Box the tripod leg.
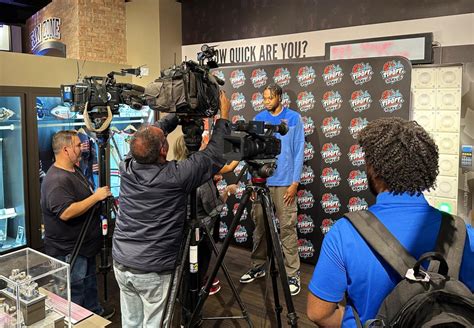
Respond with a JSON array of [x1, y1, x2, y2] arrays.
[[187, 188, 254, 327], [260, 190, 299, 328], [161, 225, 192, 328], [201, 223, 253, 327]]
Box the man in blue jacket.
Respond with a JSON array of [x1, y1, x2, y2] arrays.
[[112, 92, 231, 327], [307, 117, 474, 327], [239, 83, 305, 296]]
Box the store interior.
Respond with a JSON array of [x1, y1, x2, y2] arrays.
[[0, 0, 473, 327]]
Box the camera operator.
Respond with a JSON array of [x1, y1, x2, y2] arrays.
[[112, 91, 231, 327], [239, 83, 305, 296], [41, 130, 114, 318]]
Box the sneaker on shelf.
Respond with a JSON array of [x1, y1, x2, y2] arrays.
[[239, 266, 266, 284], [288, 274, 301, 296], [209, 283, 221, 295], [99, 305, 116, 320]]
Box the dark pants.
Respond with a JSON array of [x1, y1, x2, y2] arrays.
[[56, 254, 103, 314]]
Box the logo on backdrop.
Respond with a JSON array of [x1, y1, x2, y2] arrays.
[[320, 218, 336, 235], [347, 170, 369, 192], [297, 91, 316, 112], [273, 67, 291, 87], [296, 66, 316, 87], [321, 193, 341, 214], [348, 117, 369, 139], [298, 239, 315, 259], [216, 179, 228, 194], [300, 165, 315, 185], [234, 161, 246, 176], [230, 69, 246, 88], [297, 214, 315, 234], [281, 92, 291, 108], [379, 89, 404, 112], [321, 143, 341, 164], [347, 197, 369, 212], [321, 91, 343, 112], [302, 116, 315, 136], [304, 141, 315, 161], [251, 92, 265, 112], [233, 204, 249, 221], [347, 144, 365, 166], [219, 221, 229, 239], [212, 70, 225, 83], [231, 92, 246, 111], [320, 167, 341, 189], [322, 64, 344, 86], [220, 203, 228, 218], [381, 60, 406, 84], [235, 181, 246, 199], [250, 68, 268, 88], [351, 62, 373, 85], [321, 117, 342, 138], [350, 90, 372, 112], [297, 190, 315, 210], [234, 225, 248, 243]]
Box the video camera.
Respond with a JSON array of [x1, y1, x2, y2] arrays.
[[223, 120, 288, 161], [60, 67, 148, 114], [144, 44, 224, 118]]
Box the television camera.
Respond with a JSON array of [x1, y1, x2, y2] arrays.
[[60, 67, 147, 132], [223, 120, 288, 179], [144, 44, 224, 118]]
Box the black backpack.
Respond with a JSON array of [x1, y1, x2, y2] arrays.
[[345, 210, 474, 328]]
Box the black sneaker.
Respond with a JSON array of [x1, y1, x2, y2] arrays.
[[288, 274, 301, 296], [239, 267, 266, 283], [99, 305, 116, 320]]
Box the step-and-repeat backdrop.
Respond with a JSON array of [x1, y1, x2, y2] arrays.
[[213, 57, 411, 264]]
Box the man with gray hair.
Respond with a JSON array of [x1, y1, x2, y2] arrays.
[[41, 130, 113, 318]]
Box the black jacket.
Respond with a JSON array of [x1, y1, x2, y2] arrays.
[[112, 115, 230, 272]]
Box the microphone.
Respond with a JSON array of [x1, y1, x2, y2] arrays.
[[116, 83, 145, 93], [265, 121, 288, 136]]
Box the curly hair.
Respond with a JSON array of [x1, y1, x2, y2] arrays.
[[357, 117, 439, 195], [264, 83, 282, 98], [173, 135, 189, 161]]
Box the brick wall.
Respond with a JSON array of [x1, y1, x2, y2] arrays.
[[24, 0, 127, 64]]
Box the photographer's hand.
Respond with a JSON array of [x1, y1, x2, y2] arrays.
[[283, 182, 298, 206], [219, 90, 230, 120]]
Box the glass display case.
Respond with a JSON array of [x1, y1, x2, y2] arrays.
[[0, 247, 71, 327], [0, 95, 27, 252]]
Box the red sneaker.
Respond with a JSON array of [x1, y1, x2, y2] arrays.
[[212, 278, 220, 286]]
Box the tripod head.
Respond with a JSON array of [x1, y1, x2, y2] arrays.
[[246, 159, 277, 186]]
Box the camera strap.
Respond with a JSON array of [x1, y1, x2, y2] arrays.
[[82, 103, 113, 132]]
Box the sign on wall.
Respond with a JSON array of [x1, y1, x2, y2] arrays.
[[215, 56, 412, 264], [29, 17, 65, 56]]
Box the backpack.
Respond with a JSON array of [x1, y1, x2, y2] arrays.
[[345, 210, 474, 328], [144, 62, 220, 117]]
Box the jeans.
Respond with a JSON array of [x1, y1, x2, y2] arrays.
[[113, 262, 172, 328], [55, 254, 103, 314]]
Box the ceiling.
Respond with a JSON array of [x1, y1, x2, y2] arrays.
[[0, 0, 52, 25]]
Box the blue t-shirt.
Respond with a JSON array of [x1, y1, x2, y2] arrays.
[[309, 192, 474, 327], [253, 108, 305, 186]]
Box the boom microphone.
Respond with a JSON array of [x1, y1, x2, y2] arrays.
[[116, 83, 145, 93]]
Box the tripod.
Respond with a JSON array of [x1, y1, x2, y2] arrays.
[[189, 160, 299, 328], [161, 119, 252, 328], [68, 107, 117, 303]]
